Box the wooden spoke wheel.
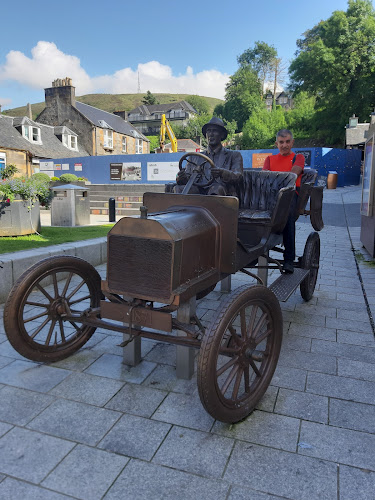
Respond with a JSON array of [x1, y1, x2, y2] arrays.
[[300, 232, 320, 302], [4, 256, 102, 362], [197, 285, 282, 423]]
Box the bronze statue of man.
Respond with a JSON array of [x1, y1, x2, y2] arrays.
[[175, 117, 243, 195]]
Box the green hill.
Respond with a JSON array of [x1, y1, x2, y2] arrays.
[[3, 93, 223, 120]]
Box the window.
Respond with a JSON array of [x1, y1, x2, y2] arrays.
[[122, 136, 127, 153], [136, 139, 143, 154], [103, 129, 113, 149], [62, 133, 78, 151], [32, 127, 40, 142], [70, 135, 77, 150], [0, 152, 6, 170], [22, 125, 42, 144], [23, 125, 30, 139]]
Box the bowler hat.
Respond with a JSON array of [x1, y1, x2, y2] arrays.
[[202, 117, 228, 140]]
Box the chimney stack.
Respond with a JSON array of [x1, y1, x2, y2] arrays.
[[26, 103, 32, 119], [45, 77, 76, 108], [113, 111, 128, 121]]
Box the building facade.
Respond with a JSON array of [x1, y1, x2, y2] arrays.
[[36, 78, 149, 156], [0, 114, 88, 177], [128, 101, 196, 135]]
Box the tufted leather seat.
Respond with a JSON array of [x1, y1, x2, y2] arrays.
[[237, 170, 297, 225], [235, 170, 297, 251]]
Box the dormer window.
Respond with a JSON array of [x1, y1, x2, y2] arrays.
[[62, 133, 78, 151], [22, 124, 42, 144]]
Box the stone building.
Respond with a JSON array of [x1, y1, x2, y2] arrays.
[[265, 91, 293, 111], [36, 78, 149, 156], [128, 101, 196, 135], [0, 112, 89, 177], [345, 114, 372, 153]]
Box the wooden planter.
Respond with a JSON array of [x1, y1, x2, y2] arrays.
[[0, 199, 41, 236]]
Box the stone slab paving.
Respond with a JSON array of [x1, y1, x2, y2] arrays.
[[0, 186, 374, 499]]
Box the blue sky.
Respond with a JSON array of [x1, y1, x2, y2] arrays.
[[0, 0, 355, 110]]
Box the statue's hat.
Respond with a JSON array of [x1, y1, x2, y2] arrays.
[[202, 117, 228, 140]]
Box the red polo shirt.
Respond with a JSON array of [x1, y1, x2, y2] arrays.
[[263, 153, 304, 187]]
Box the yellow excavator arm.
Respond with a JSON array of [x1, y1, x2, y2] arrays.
[[160, 114, 178, 152]]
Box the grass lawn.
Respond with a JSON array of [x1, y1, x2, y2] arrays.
[[0, 225, 113, 254]]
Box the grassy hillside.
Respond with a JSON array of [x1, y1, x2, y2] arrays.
[[3, 93, 223, 120]]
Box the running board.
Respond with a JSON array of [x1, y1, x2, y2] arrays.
[[269, 268, 310, 302]]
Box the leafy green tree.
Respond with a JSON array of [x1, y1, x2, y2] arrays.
[[214, 66, 263, 131], [285, 92, 317, 139], [242, 106, 286, 149], [142, 90, 158, 105], [148, 135, 160, 152], [173, 112, 212, 146], [289, 0, 375, 143], [238, 41, 278, 96], [185, 95, 210, 115]]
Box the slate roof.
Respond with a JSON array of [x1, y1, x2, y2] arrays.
[[346, 123, 370, 146], [128, 100, 196, 117], [0, 115, 89, 158], [265, 91, 291, 100], [164, 138, 201, 151], [75, 102, 149, 141]]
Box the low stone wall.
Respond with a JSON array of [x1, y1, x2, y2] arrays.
[[0, 237, 107, 304]]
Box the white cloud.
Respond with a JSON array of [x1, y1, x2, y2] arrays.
[[0, 41, 229, 100], [0, 97, 12, 107], [263, 80, 284, 93]]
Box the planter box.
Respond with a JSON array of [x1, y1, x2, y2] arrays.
[[50, 181, 86, 188], [0, 200, 41, 236]]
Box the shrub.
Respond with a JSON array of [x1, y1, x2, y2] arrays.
[[51, 176, 60, 181], [32, 172, 51, 183], [59, 173, 79, 183], [0, 177, 54, 208], [0, 164, 19, 180]]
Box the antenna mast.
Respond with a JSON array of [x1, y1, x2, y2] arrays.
[[137, 71, 141, 93]]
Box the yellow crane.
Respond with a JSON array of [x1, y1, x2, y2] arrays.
[[159, 114, 178, 152]]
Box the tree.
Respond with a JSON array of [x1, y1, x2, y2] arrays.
[[270, 58, 288, 108], [289, 0, 375, 143], [285, 92, 317, 139], [147, 135, 160, 152], [242, 106, 286, 149], [173, 112, 212, 146], [214, 66, 263, 130], [238, 41, 278, 97], [142, 90, 158, 105], [185, 95, 210, 115]]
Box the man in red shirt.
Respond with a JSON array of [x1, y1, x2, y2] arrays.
[[263, 129, 305, 273]]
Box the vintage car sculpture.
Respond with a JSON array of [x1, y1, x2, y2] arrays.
[[3, 153, 323, 423]]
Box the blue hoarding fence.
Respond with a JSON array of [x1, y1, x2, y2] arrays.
[[42, 147, 361, 188]]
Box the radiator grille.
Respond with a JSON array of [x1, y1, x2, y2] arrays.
[[108, 235, 173, 299]]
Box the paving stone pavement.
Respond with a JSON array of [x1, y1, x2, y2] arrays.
[[0, 185, 374, 499]]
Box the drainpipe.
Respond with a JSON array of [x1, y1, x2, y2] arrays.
[[93, 125, 97, 156]]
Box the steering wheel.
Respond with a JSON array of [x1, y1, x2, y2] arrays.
[[178, 152, 216, 188]]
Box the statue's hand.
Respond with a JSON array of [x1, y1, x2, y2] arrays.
[[211, 167, 223, 178], [176, 169, 190, 185], [211, 167, 232, 182]]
